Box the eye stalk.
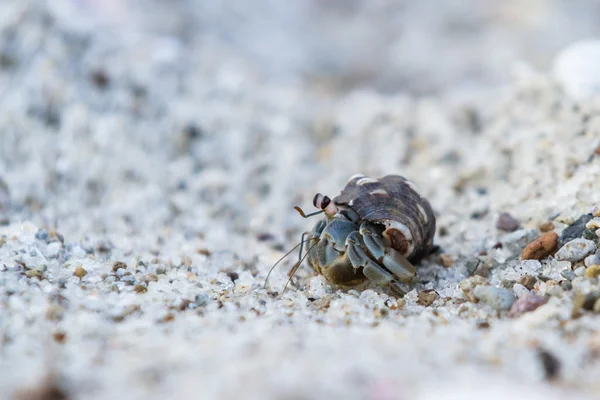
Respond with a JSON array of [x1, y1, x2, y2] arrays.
[[313, 193, 338, 215]]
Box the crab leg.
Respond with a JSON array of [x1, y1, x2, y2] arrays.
[[346, 232, 395, 284]]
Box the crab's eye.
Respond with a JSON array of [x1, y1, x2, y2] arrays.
[[313, 193, 337, 215], [313, 193, 331, 209], [313, 193, 323, 209]]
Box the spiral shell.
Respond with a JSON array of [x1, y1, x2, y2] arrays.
[[333, 174, 436, 262]]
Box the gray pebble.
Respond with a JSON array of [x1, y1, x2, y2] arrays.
[[560, 268, 575, 280], [583, 229, 597, 241], [194, 293, 210, 307], [473, 285, 515, 311], [584, 254, 600, 267], [560, 214, 593, 242], [35, 229, 49, 241], [501, 279, 515, 289], [555, 238, 596, 262], [465, 259, 480, 275], [497, 212, 520, 232]]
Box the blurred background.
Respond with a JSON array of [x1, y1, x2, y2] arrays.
[[1, 0, 599, 247], [44, 0, 600, 93]]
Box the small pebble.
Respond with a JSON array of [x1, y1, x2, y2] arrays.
[[141, 274, 159, 283], [465, 258, 480, 275], [35, 229, 49, 241], [74, 266, 87, 278], [473, 259, 491, 277], [537, 274, 552, 282], [508, 293, 548, 318], [53, 331, 67, 344], [194, 293, 210, 307], [584, 254, 600, 267], [134, 285, 148, 294], [574, 266, 587, 277], [460, 275, 489, 303], [560, 214, 593, 242], [112, 261, 127, 272], [512, 283, 530, 298], [583, 229, 597, 240], [496, 212, 520, 232], [517, 275, 537, 290], [417, 290, 438, 307], [521, 232, 558, 260], [587, 218, 600, 230], [26, 270, 42, 279], [538, 221, 555, 232], [473, 285, 515, 311], [439, 254, 455, 267], [46, 242, 61, 257], [501, 279, 515, 289], [554, 214, 575, 225], [555, 238, 596, 262], [560, 268, 575, 280], [584, 265, 600, 279]]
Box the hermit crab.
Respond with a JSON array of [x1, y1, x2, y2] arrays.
[[266, 174, 436, 296]]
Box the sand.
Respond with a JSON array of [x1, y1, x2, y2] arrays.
[[1, 1, 600, 399]]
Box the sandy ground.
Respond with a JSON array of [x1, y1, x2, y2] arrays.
[[1, 1, 600, 399]]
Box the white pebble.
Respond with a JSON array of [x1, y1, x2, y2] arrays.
[[574, 266, 587, 277], [512, 283, 530, 298], [515, 260, 542, 274], [474, 285, 515, 311], [71, 245, 87, 258], [553, 39, 600, 99], [46, 242, 61, 257], [308, 275, 331, 299], [571, 276, 593, 292], [585, 254, 600, 267], [555, 238, 596, 262], [585, 217, 600, 230], [234, 271, 255, 293]]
